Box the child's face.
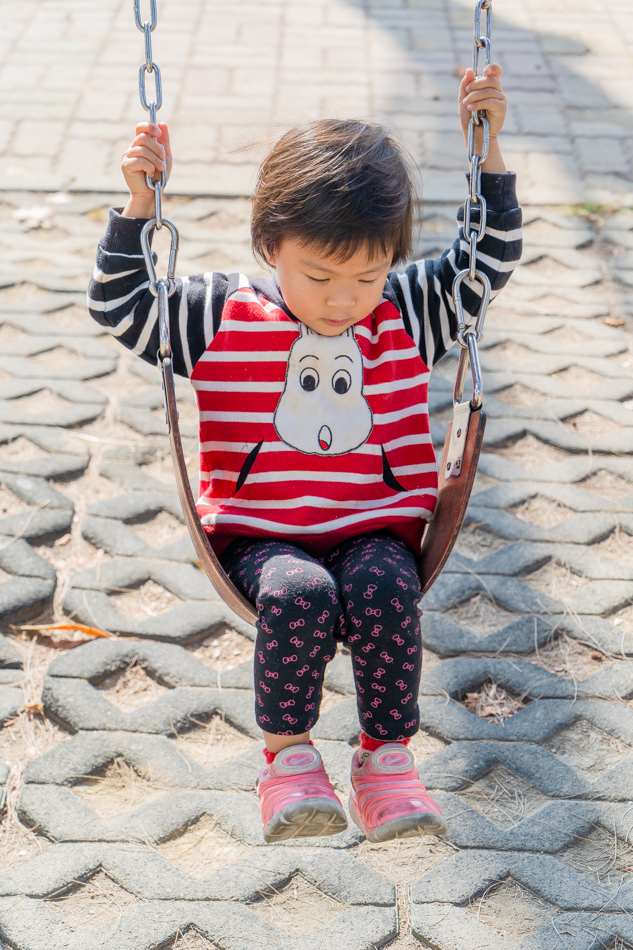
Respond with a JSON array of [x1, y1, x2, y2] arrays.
[[269, 237, 392, 336]]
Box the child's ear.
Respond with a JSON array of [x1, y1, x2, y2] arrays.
[[263, 243, 277, 268]]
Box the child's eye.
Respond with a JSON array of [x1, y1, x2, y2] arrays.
[[306, 275, 328, 284], [359, 278, 378, 285]]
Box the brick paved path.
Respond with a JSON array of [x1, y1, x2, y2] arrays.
[[0, 1, 632, 949]]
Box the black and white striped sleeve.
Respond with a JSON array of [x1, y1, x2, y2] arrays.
[[385, 172, 522, 369], [87, 209, 229, 378]]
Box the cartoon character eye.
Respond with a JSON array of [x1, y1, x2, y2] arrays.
[[300, 367, 319, 391], [332, 369, 352, 394]]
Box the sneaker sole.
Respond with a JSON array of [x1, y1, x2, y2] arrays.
[[349, 797, 447, 842], [263, 797, 348, 843]]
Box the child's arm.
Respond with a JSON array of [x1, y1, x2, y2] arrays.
[[385, 64, 522, 370], [87, 122, 228, 378]]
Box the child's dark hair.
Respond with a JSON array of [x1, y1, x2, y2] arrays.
[[251, 119, 416, 267]]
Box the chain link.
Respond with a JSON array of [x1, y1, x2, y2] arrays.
[[134, 0, 179, 363], [452, 0, 493, 410]]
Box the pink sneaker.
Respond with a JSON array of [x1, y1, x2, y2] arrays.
[[349, 743, 447, 842], [258, 744, 348, 843]]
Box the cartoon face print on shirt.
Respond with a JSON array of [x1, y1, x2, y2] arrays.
[[274, 324, 373, 456]]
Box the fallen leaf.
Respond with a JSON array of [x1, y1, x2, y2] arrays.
[[24, 702, 44, 715], [604, 316, 625, 327]]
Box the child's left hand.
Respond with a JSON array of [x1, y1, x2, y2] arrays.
[[458, 63, 507, 140]]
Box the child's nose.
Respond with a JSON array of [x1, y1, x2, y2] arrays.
[[326, 288, 355, 308]]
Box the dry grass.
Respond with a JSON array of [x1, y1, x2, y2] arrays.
[[495, 384, 546, 408], [511, 495, 576, 528], [552, 365, 607, 388], [128, 510, 187, 548], [454, 524, 507, 560], [494, 434, 568, 471], [580, 471, 633, 501], [109, 579, 182, 619], [408, 729, 447, 765], [466, 879, 557, 939], [544, 719, 632, 776], [71, 758, 166, 818], [356, 836, 455, 886], [188, 628, 254, 672], [445, 594, 518, 637], [171, 714, 256, 770], [522, 560, 590, 601], [610, 605, 633, 640], [167, 929, 219, 950], [560, 825, 633, 888], [461, 680, 526, 724], [250, 874, 341, 938], [593, 528, 633, 568], [46, 870, 141, 931], [95, 661, 170, 712], [526, 634, 610, 682], [157, 814, 250, 878], [566, 411, 622, 440], [458, 765, 548, 830]]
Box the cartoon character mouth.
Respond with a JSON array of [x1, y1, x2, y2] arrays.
[[318, 425, 332, 451]]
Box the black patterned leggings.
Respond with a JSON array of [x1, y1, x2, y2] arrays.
[[220, 532, 423, 741]]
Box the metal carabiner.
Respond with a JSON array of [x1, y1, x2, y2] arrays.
[[454, 329, 484, 410], [157, 277, 171, 362], [452, 267, 491, 345], [140, 217, 179, 297]]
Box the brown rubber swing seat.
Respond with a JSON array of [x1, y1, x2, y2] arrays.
[[162, 359, 486, 627]]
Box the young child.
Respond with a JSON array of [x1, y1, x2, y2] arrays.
[[89, 64, 521, 844]]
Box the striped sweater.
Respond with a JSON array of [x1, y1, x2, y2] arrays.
[[88, 173, 522, 556]]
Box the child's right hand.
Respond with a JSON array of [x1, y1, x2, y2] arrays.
[[121, 122, 172, 214]]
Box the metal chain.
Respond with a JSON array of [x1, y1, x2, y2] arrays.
[[452, 0, 493, 412], [133, 0, 179, 363]]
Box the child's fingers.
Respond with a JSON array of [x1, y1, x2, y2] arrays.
[[125, 145, 167, 168], [465, 96, 505, 113], [122, 154, 158, 179], [131, 132, 166, 160]]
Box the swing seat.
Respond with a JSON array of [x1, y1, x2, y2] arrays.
[[162, 358, 485, 626]]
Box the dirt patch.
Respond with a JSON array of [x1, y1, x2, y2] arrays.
[[461, 679, 527, 724], [0, 484, 30, 517], [188, 628, 254, 672], [128, 510, 187, 548], [141, 445, 198, 488], [552, 364, 607, 388], [466, 879, 558, 940], [356, 836, 456, 886], [0, 436, 46, 463], [546, 325, 590, 347], [488, 341, 537, 365], [87, 364, 150, 401], [544, 719, 631, 776], [172, 715, 256, 769], [0, 283, 52, 304], [445, 594, 518, 637], [47, 303, 91, 328], [408, 729, 447, 765], [10, 389, 72, 414], [454, 524, 507, 560], [157, 814, 250, 877], [167, 929, 219, 950], [566, 410, 622, 440], [51, 468, 121, 507], [250, 874, 341, 937], [495, 434, 568, 471], [458, 765, 548, 829], [319, 688, 349, 714], [593, 528, 633, 568], [95, 661, 171, 711], [0, 324, 28, 346], [32, 346, 84, 370], [560, 825, 633, 888], [472, 471, 498, 494], [109, 579, 182, 619], [71, 758, 166, 818], [526, 635, 611, 681], [522, 560, 590, 601], [495, 384, 546, 408], [0, 813, 51, 874], [580, 470, 633, 501], [511, 495, 576, 528], [47, 870, 142, 931]]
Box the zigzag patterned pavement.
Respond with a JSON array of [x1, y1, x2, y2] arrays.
[[0, 0, 632, 947]]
